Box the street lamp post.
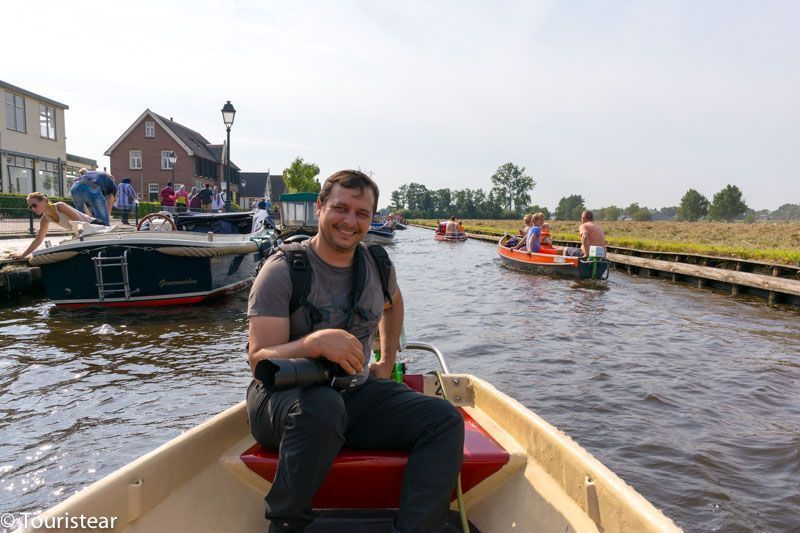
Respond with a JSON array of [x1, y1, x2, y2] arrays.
[[168, 151, 177, 184], [221, 101, 236, 212]]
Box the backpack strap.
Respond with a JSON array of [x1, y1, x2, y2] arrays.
[[366, 244, 393, 307], [280, 243, 324, 326]]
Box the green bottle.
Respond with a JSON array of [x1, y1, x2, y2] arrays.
[[391, 362, 406, 384]]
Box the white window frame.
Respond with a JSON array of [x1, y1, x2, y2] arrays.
[[39, 104, 56, 140], [161, 151, 174, 170], [5, 92, 26, 133], [148, 183, 160, 194], [145, 121, 155, 138], [129, 150, 142, 169]]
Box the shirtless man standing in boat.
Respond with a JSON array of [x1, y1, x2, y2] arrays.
[[565, 210, 607, 258], [246, 170, 464, 533]]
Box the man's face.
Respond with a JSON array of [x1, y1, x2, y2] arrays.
[[316, 184, 375, 253]]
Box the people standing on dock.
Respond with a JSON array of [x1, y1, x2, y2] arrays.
[[211, 186, 224, 212], [188, 187, 202, 211], [70, 169, 117, 226], [113, 178, 137, 225], [246, 169, 464, 532], [198, 183, 214, 212], [160, 182, 176, 213], [10, 193, 103, 260], [564, 210, 606, 258], [175, 185, 189, 212]]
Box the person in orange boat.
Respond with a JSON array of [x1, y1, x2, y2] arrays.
[[445, 216, 458, 236], [514, 212, 544, 252], [565, 210, 606, 258], [457, 220, 465, 235]]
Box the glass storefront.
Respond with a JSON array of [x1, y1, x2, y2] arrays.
[[5, 156, 34, 194]]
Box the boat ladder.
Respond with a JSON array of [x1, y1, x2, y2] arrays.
[[93, 250, 132, 302]]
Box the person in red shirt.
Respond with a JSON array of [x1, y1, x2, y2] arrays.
[[160, 182, 176, 213]]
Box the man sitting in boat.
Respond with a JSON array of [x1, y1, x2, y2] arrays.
[[10, 192, 105, 260], [564, 210, 607, 258], [247, 170, 464, 533], [445, 216, 458, 236]]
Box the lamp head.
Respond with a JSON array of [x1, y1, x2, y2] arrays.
[[221, 100, 236, 128]]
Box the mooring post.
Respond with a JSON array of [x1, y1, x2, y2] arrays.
[[731, 262, 743, 295], [768, 266, 780, 304]]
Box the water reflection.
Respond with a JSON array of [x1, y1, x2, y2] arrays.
[[0, 226, 799, 531]]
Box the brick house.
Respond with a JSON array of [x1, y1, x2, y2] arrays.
[[105, 110, 239, 202]]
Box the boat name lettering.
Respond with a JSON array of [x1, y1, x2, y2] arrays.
[[159, 278, 198, 287]]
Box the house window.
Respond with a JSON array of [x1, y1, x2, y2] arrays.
[[148, 183, 159, 202], [161, 151, 175, 170], [37, 161, 60, 196], [5, 92, 26, 132], [145, 121, 155, 138], [4, 156, 34, 194], [129, 150, 142, 169], [39, 105, 57, 140]]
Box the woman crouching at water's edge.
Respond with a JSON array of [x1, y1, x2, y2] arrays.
[[10, 192, 105, 260]]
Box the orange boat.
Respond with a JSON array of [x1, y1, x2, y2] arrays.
[[435, 221, 468, 241], [497, 234, 610, 280]]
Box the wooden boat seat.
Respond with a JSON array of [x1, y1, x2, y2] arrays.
[[240, 375, 511, 508]]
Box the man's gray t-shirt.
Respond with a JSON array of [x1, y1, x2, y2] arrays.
[[248, 241, 397, 385]]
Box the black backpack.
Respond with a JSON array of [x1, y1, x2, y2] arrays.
[[277, 241, 393, 329]]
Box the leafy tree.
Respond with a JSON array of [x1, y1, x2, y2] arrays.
[[632, 209, 652, 221], [430, 188, 452, 216], [659, 206, 678, 220], [490, 163, 536, 214], [625, 203, 642, 218], [390, 185, 407, 210], [524, 204, 551, 220], [283, 157, 321, 193], [555, 195, 585, 220], [677, 189, 709, 222], [771, 203, 800, 220], [709, 184, 748, 222], [604, 205, 623, 221]]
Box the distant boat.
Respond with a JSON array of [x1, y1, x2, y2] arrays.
[[434, 221, 467, 241], [364, 224, 395, 245]]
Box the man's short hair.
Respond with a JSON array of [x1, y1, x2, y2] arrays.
[[167, 182, 173, 187], [582, 210, 594, 221], [79, 168, 88, 175], [319, 170, 379, 212]]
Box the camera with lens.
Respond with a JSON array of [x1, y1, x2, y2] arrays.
[[254, 357, 360, 392]]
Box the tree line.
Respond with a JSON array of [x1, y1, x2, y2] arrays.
[[388, 163, 798, 221]]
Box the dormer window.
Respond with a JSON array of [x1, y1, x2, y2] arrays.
[[145, 121, 155, 138]]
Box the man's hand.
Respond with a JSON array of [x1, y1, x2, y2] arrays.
[[9, 252, 23, 260], [369, 359, 393, 379], [310, 329, 364, 375]]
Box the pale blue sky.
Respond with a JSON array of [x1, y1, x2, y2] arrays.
[[5, 0, 798, 210]]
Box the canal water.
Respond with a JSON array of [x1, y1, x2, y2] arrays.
[[1, 226, 798, 531]]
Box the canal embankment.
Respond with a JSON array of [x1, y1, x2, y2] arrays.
[[411, 223, 800, 306]]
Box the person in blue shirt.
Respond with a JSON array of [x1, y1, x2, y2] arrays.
[[71, 169, 117, 225], [514, 212, 544, 252]]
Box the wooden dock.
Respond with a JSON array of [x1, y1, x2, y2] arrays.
[[417, 225, 800, 306]]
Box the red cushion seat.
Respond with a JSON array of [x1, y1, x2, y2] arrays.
[[240, 375, 510, 509]]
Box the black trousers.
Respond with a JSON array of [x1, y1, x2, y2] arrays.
[[246, 377, 465, 533]]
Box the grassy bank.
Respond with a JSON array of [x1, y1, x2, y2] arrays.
[[412, 219, 800, 266]]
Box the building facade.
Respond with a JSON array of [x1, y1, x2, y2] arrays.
[[105, 110, 239, 202], [238, 172, 285, 209]]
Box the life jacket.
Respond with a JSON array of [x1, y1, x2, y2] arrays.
[[277, 242, 393, 331]]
